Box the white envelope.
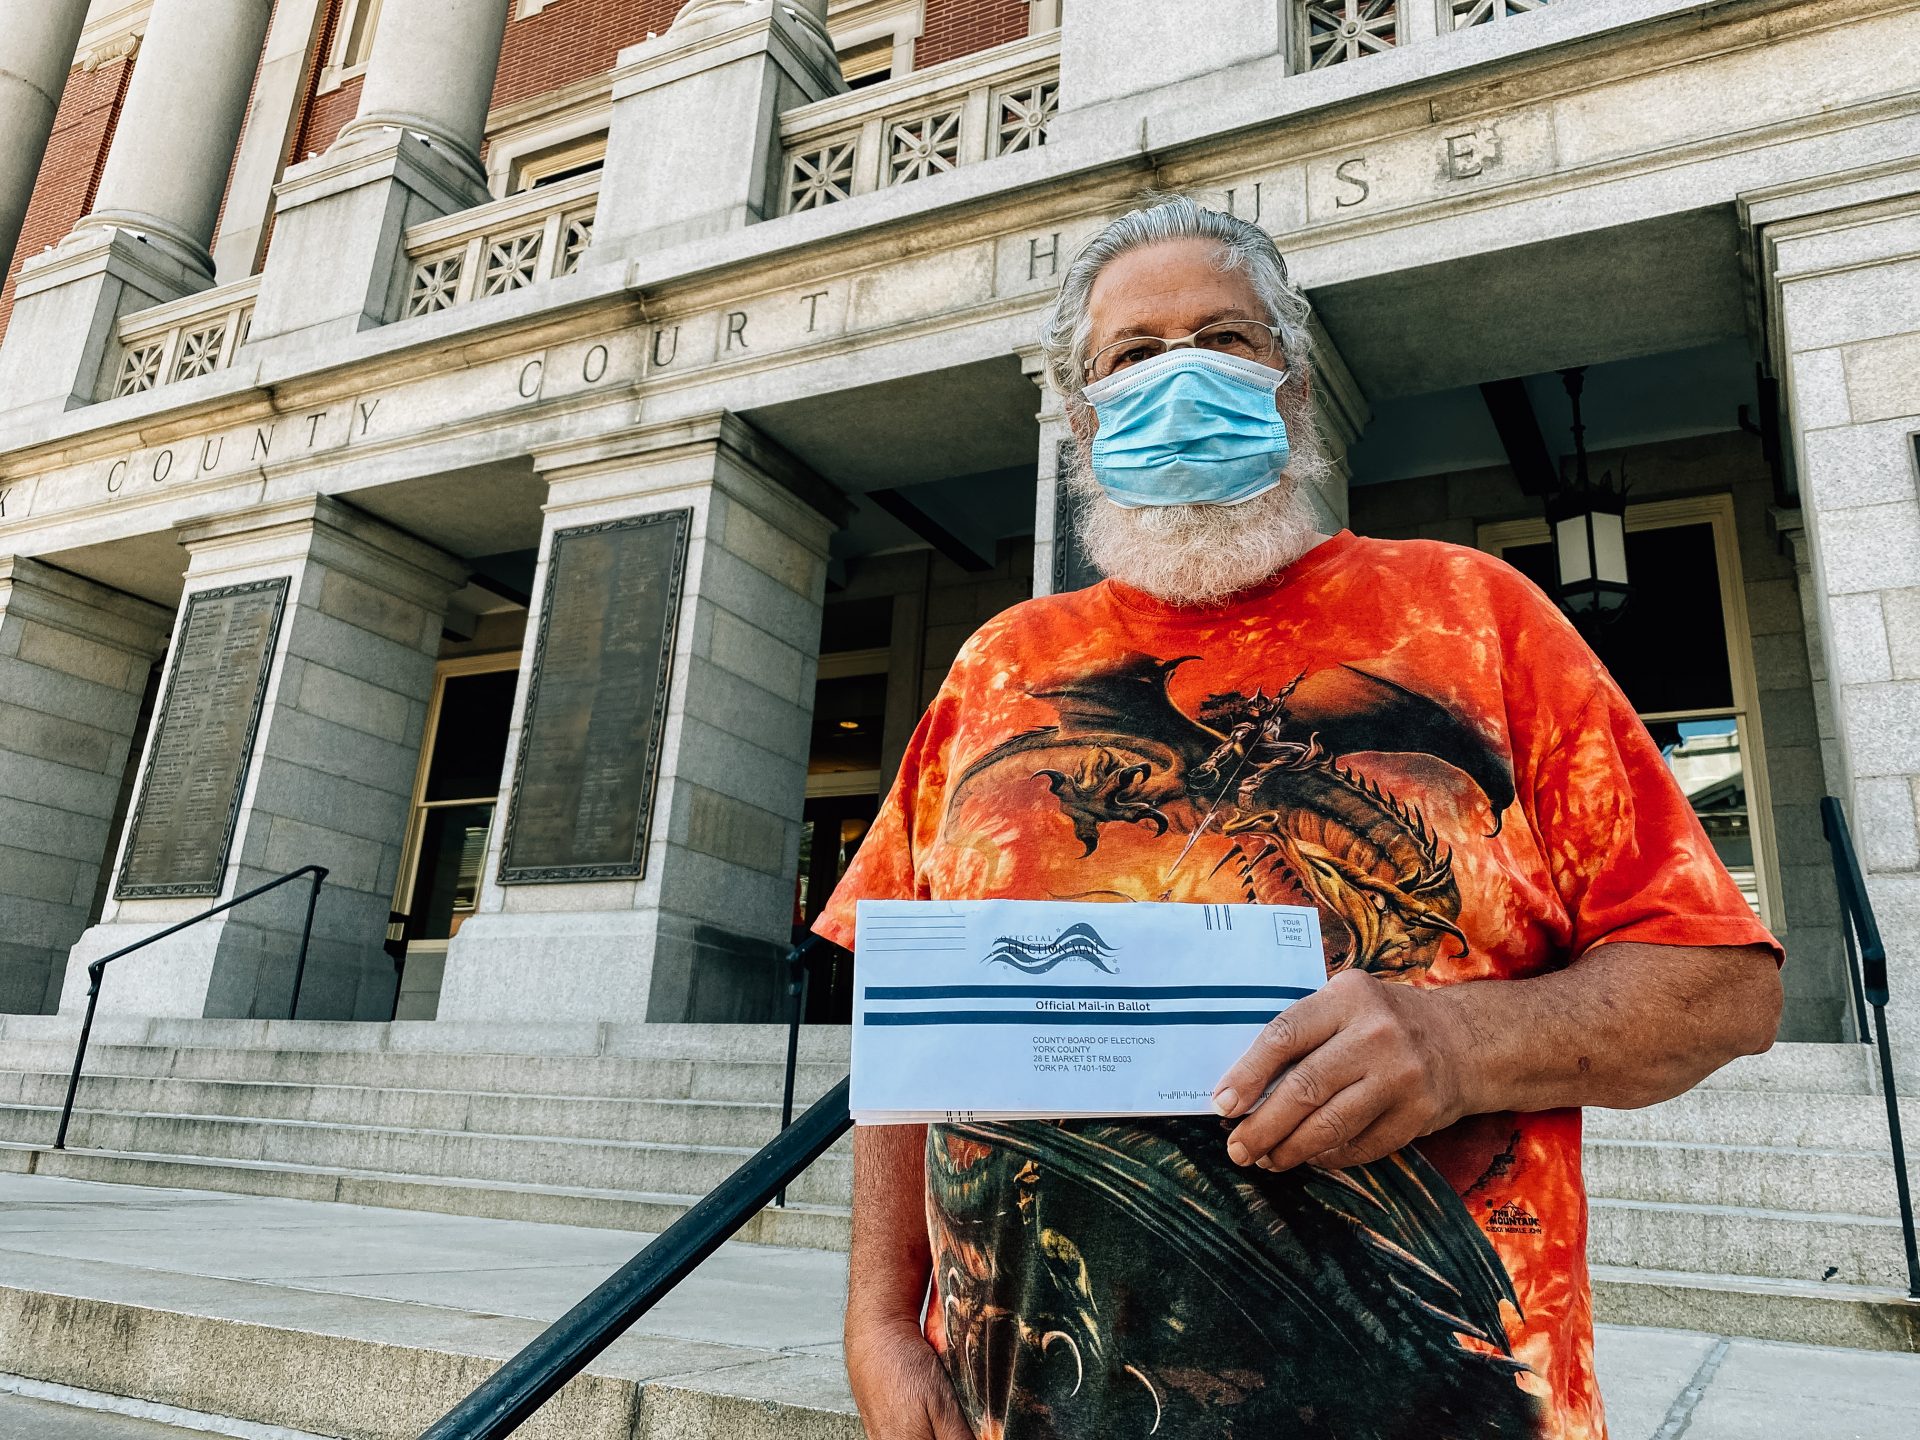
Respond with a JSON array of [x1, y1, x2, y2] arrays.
[[850, 898, 1327, 1124]]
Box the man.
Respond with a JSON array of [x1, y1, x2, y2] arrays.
[[819, 196, 1783, 1440]]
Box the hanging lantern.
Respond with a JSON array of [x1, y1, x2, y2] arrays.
[[1550, 368, 1631, 619]]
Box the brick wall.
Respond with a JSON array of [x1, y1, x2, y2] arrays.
[[291, 0, 360, 159], [491, 0, 680, 111], [917, 0, 1029, 68], [0, 57, 133, 346]]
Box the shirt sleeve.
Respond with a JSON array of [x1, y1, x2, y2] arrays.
[[1525, 653, 1783, 966]]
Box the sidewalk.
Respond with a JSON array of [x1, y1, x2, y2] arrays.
[[0, 1171, 1914, 1439]]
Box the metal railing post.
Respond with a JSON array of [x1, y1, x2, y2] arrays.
[[1821, 796, 1919, 1300], [287, 866, 325, 1020], [50, 864, 328, 1149], [774, 937, 818, 1209], [51, 968, 104, 1151]]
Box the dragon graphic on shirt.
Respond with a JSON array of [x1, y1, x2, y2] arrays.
[[950, 653, 1517, 975]]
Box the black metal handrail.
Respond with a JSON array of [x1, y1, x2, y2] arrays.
[[1821, 796, 1919, 1299], [776, 933, 845, 1207], [417, 1074, 853, 1440], [52, 864, 329, 1151]]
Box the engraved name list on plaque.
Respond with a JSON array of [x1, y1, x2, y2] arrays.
[[117, 577, 289, 898], [499, 509, 692, 883]]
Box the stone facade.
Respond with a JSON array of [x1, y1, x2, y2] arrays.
[[0, 0, 1912, 1050]]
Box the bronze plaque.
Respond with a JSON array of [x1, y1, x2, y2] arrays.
[[117, 577, 288, 899], [499, 509, 691, 883]]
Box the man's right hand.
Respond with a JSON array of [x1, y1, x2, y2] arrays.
[[847, 1319, 974, 1440]]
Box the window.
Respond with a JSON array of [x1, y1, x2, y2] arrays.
[[1478, 495, 1781, 926], [826, 0, 922, 88], [838, 36, 896, 89], [320, 0, 384, 90], [507, 133, 607, 193]]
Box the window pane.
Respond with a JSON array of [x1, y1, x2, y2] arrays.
[[407, 802, 494, 939], [809, 672, 887, 774], [1646, 717, 1759, 916], [425, 669, 519, 801], [1504, 520, 1733, 714]]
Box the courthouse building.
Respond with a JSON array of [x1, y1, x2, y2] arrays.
[[6, 0, 1920, 1366], [0, 0, 1916, 1063], [0, 0, 1912, 1052]]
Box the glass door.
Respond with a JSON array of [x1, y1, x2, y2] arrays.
[[390, 657, 519, 1020]]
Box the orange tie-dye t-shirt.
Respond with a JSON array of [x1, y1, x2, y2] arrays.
[[817, 532, 1779, 1440]]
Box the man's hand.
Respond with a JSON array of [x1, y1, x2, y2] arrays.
[[1209, 942, 1782, 1172], [1211, 968, 1480, 1171], [847, 1319, 974, 1440]]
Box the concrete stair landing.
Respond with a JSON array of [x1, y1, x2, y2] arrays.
[[0, 1017, 1915, 1353]]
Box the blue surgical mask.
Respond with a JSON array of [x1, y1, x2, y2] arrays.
[[1083, 348, 1291, 508]]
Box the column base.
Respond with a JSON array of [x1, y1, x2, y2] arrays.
[[246, 131, 492, 354], [594, 2, 844, 262], [0, 228, 211, 424]]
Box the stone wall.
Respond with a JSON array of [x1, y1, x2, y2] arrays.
[[1350, 429, 1849, 1039]]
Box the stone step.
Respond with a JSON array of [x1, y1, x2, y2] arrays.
[[0, 1105, 854, 1208], [0, 1040, 850, 1105], [0, 1014, 857, 1065], [1588, 1196, 1915, 1289], [1590, 1266, 1920, 1352], [0, 1142, 853, 1249], [1582, 1137, 1905, 1217], [0, 1177, 862, 1440], [1588, 1087, 1919, 1151], [0, 1070, 843, 1149]]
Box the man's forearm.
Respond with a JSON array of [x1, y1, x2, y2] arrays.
[[1438, 940, 1782, 1116], [847, 1123, 932, 1336]]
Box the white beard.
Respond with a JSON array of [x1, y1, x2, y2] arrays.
[[1066, 429, 1332, 607]]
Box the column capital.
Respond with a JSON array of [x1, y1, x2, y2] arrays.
[[176, 495, 468, 608], [532, 411, 850, 531], [0, 555, 173, 654]]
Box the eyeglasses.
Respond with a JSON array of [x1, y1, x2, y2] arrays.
[[1085, 319, 1283, 381]]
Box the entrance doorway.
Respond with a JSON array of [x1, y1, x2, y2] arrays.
[[1481, 495, 1778, 924], [391, 655, 519, 1020], [792, 603, 894, 1022]]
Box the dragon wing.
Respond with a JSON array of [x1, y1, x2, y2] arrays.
[[1285, 664, 1517, 832], [950, 652, 1226, 803]]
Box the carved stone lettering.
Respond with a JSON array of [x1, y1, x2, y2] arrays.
[[117, 578, 289, 898], [498, 510, 691, 883]]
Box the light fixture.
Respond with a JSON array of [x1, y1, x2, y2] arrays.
[[837, 720, 860, 731], [1549, 367, 1630, 621]]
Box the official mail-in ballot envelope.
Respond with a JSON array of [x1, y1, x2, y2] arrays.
[[850, 898, 1327, 1124]]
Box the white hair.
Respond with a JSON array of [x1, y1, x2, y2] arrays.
[[1042, 194, 1332, 606]]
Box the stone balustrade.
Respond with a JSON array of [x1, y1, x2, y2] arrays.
[[778, 29, 1060, 215], [105, 277, 262, 400], [1301, 0, 1559, 71], [398, 171, 600, 320]]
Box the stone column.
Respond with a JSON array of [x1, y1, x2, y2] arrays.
[[439, 414, 840, 1024], [0, 1, 91, 282], [1021, 346, 1083, 597], [0, 0, 275, 420], [592, 0, 844, 263], [337, 0, 514, 188], [63, 498, 465, 1022], [246, 0, 513, 349], [82, 0, 276, 278], [210, 0, 333, 282], [0, 558, 170, 1013], [1750, 163, 1920, 1047]]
